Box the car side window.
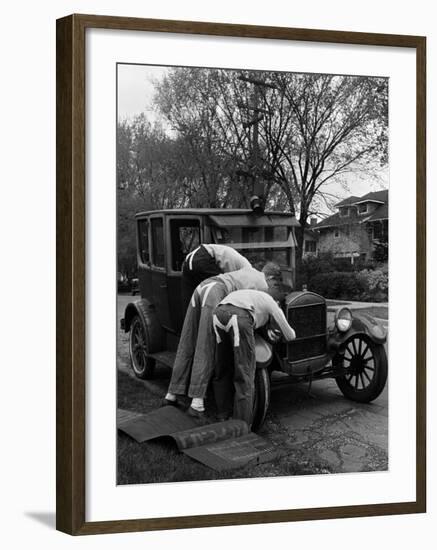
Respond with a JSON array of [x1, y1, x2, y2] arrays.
[[170, 219, 200, 271], [137, 219, 150, 265], [151, 217, 165, 268]]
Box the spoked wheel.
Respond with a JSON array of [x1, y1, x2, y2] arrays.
[[335, 334, 387, 403], [129, 315, 155, 379], [252, 368, 271, 431]]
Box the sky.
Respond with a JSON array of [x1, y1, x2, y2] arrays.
[[117, 64, 168, 122], [117, 63, 388, 208]]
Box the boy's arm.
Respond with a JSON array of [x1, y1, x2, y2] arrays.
[[236, 250, 252, 269], [269, 303, 296, 342]]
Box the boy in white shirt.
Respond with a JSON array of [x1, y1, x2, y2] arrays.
[[212, 288, 296, 426], [181, 244, 251, 313]]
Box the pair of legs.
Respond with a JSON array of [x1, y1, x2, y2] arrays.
[[212, 304, 256, 426], [166, 279, 228, 413], [181, 246, 222, 314]]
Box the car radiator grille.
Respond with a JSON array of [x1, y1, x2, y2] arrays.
[[287, 303, 326, 361]]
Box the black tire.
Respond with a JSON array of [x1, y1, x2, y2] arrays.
[[335, 334, 387, 403], [252, 368, 271, 431], [129, 315, 156, 379]]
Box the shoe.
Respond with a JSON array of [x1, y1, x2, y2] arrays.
[[187, 406, 208, 422], [161, 397, 180, 408], [216, 412, 232, 422]]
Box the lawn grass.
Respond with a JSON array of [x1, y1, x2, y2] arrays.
[[116, 368, 333, 485]]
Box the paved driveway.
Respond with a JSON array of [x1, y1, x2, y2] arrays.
[[117, 294, 388, 474]]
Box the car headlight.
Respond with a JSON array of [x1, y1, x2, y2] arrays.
[[336, 307, 352, 332]]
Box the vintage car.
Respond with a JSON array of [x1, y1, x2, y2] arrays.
[[121, 207, 387, 430]]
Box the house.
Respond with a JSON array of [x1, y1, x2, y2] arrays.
[[315, 189, 388, 264]]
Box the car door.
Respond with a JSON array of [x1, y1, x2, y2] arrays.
[[149, 216, 172, 330], [136, 217, 153, 300], [166, 216, 202, 333]]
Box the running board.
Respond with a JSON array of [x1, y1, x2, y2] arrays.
[[148, 350, 176, 369]]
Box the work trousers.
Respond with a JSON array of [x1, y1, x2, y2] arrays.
[[168, 279, 228, 398], [181, 246, 222, 314], [212, 304, 256, 426]]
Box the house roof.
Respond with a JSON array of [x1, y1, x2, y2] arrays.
[[335, 196, 360, 207], [335, 189, 388, 208], [353, 189, 388, 205], [316, 212, 355, 229]]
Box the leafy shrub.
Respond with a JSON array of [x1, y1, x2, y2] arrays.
[[357, 269, 388, 302], [332, 257, 355, 272], [308, 268, 388, 302], [297, 252, 336, 288], [298, 252, 377, 287], [373, 241, 389, 262], [309, 271, 367, 300]]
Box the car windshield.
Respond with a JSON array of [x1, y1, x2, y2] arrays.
[[240, 249, 295, 292], [212, 225, 295, 268], [212, 225, 290, 245], [240, 248, 290, 268]]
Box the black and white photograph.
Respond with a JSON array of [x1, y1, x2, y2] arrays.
[[116, 63, 389, 485], [1, 0, 432, 544]]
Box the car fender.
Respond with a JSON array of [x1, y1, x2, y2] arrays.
[[121, 298, 165, 353], [328, 311, 387, 353]]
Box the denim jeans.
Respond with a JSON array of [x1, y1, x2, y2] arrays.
[[168, 278, 228, 398], [212, 304, 256, 425]]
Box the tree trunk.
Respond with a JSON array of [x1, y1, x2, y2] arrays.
[[295, 211, 308, 282]]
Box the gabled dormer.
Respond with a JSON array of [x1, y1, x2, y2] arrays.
[[352, 190, 388, 217], [335, 195, 359, 219]]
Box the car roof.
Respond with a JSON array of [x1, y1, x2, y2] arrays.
[[135, 208, 299, 227], [135, 208, 294, 218]]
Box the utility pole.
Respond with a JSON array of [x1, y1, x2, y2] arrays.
[[237, 75, 276, 210], [251, 83, 261, 192]]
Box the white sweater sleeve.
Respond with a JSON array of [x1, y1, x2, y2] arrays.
[[232, 250, 251, 269], [269, 302, 296, 342]]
